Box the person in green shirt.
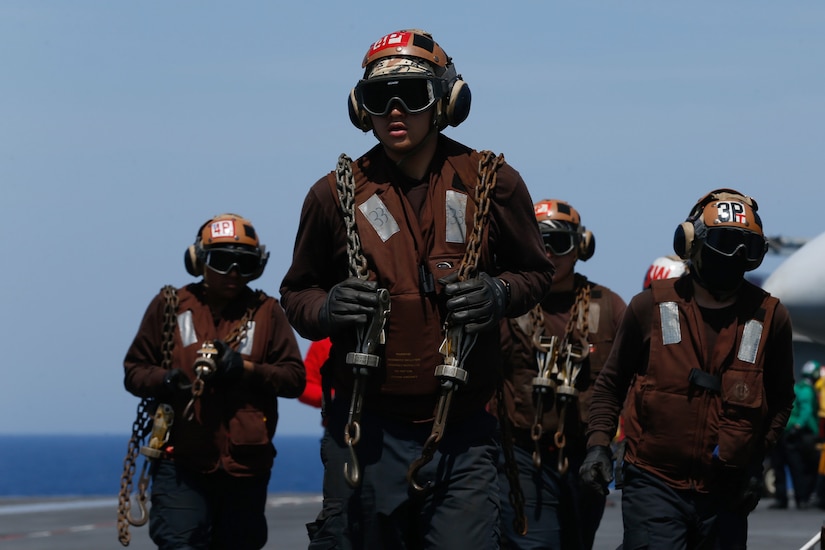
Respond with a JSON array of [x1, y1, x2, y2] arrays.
[[769, 361, 819, 509]]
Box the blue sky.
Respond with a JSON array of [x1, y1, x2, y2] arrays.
[[2, 2, 823, 436]]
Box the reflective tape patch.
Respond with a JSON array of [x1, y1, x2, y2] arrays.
[[737, 319, 763, 364], [659, 302, 681, 345], [445, 190, 468, 243], [359, 194, 400, 243], [177, 310, 197, 347], [238, 321, 255, 355], [588, 303, 601, 334]]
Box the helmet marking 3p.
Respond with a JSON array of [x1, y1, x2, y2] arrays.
[[673, 188, 768, 271]]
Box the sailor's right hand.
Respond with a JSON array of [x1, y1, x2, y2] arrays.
[[579, 445, 614, 496], [159, 368, 188, 400], [319, 277, 379, 334]]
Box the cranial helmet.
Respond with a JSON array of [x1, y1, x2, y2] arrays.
[[642, 254, 689, 290], [348, 29, 471, 132], [533, 199, 595, 261], [184, 213, 269, 280], [673, 188, 768, 272], [802, 360, 822, 380]]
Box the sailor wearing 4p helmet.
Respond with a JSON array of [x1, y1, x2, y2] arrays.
[[581, 189, 795, 549], [280, 29, 553, 549], [123, 213, 306, 549]]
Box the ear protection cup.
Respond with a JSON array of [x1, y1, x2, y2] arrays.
[[673, 221, 695, 260], [184, 244, 203, 277], [184, 219, 210, 277], [578, 229, 595, 261], [348, 88, 372, 132], [442, 78, 471, 128]]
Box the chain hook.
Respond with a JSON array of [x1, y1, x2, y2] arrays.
[[126, 461, 150, 527], [341, 288, 390, 488], [407, 432, 441, 493], [343, 419, 362, 487]]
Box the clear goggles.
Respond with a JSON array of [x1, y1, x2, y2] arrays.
[[703, 227, 767, 262], [357, 77, 444, 116], [204, 248, 261, 277], [542, 231, 577, 256]]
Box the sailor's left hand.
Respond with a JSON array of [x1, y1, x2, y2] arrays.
[[213, 339, 245, 383], [443, 272, 508, 333]]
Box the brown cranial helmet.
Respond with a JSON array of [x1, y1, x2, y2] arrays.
[[184, 213, 269, 280], [673, 188, 768, 271], [534, 199, 595, 261], [348, 29, 471, 132]]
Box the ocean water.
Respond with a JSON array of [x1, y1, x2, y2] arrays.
[[0, 434, 323, 497]]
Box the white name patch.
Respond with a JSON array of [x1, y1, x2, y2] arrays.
[[359, 194, 400, 242]]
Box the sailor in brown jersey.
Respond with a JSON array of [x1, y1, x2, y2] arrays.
[[123, 214, 306, 549], [581, 189, 795, 549], [495, 199, 626, 550], [280, 29, 553, 550]]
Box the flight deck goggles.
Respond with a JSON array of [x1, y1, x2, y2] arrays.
[[357, 77, 445, 116], [542, 231, 578, 256], [703, 227, 767, 261], [204, 248, 262, 277]]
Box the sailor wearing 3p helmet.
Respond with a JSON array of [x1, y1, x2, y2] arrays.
[[581, 189, 795, 549], [280, 29, 554, 549]]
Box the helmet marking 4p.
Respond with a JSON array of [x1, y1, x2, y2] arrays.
[[184, 213, 269, 280]]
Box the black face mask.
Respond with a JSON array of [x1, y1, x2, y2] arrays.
[[693, 245, 747, 296]]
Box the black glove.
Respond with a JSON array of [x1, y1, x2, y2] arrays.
[[319, 277, 379, 334], [732, 474, 762, 514], [720, 457, 764, 514], [159, 368, 188, 400], [579, 445, 614, 496], [442, 272, 508, 334], [213, 339, 245, 384]]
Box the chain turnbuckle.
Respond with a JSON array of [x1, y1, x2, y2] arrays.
[[183, 341, 218, 421], [343, 288, 390, 488], [553, 340, 586, 474], [407, 324, 476, 493], [139, 404, 174, 460], [530, 335, 559, 470]]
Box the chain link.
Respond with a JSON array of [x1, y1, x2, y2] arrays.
[[553, 275, 591, 474], [117, 285, 178, 546], [562, 275, 591, 346], [407, 151, 503, 493], [497, 385, 528, 535], [456, 151, 504, 282], [336, 154, 369, 279]]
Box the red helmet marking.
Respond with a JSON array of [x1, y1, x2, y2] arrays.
[[368, 32, 412, 58]]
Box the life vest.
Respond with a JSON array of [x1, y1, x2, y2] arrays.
[[505, 279, 617, 438], [325, 138, 501, 420], [622, 277, 777, 487]]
